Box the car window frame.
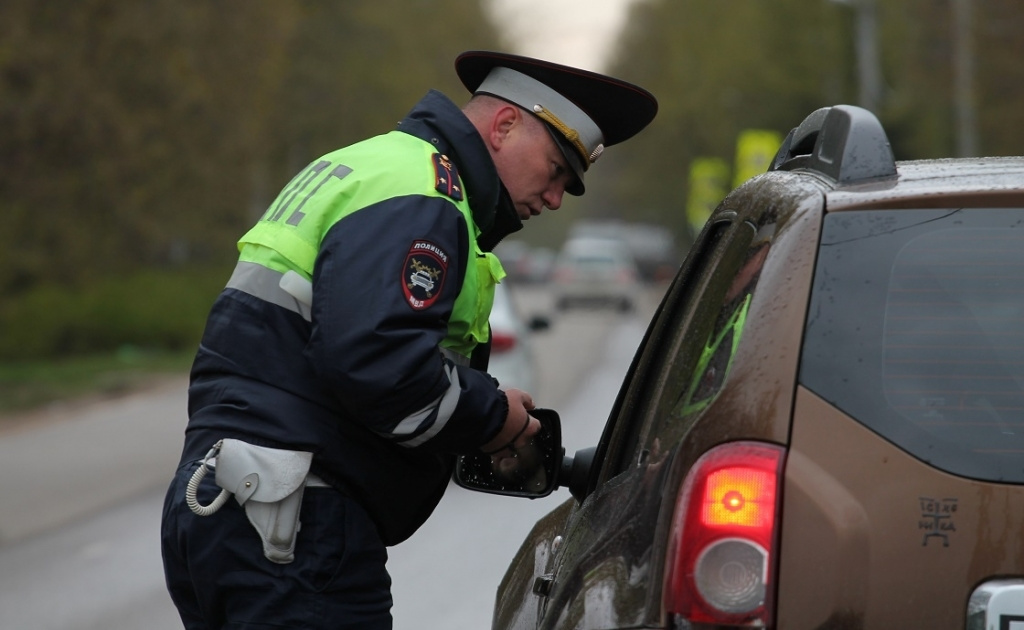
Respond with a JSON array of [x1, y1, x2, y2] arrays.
[[587, 215, 757, 491], [800, 206, 1024, 483]]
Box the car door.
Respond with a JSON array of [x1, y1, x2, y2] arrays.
[[491, 174, 824, 630], [514, 216, 764, 630]]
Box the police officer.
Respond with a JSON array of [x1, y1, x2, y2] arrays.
[[161, 50, 657, 629]]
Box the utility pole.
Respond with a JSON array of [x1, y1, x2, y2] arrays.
[[830, 0, 884, 114], [952, 0, 978, 157]]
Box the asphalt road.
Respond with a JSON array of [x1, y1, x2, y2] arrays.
[[0, 282, 665, 630]]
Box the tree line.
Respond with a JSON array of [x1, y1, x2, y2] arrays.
[[0, 0, 501, 298], [1, 0, 1022, 359], [580, 0, 1024, 244]]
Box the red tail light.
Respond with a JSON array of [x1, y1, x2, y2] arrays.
[[664, 441, 785, 627], [490, 331, 517, 353]]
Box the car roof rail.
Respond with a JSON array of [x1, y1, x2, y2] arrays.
[[769, 104, 897, 183]]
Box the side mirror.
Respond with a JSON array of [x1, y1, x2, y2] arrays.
[[454, 408, 564, 498], [527, 314, 551, 332], [560, 446, 596, 504]]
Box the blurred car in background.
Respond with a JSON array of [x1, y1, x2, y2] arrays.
[[464, 105, 1024, 630], [487, 282, 549, 394], [568, 219, 680, 283], [494, 240, 554, 284], [551, 236, 640, 312]]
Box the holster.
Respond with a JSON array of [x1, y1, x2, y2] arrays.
[[213, 439, 314, 564]]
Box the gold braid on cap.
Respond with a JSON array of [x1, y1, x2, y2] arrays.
[[532, 104, 590, 167]]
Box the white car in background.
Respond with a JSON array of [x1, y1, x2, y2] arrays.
[[551, 236, 641, 312], [486, 282, 547, 393]]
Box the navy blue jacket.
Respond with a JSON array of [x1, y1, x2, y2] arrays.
[[180, 91, 523, 545]]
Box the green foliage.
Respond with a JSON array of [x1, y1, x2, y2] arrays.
[[580, 0, 1024, 249], [0, 350, 193, 415], [0, 266, 229, 360], [2, 0, 1022, 364], [0, 0, 501, 361], [0, 0, 500, 294]]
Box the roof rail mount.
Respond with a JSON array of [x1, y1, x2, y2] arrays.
[[769, 104, 896, 183]]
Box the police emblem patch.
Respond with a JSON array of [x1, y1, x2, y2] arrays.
[[402, 240, 449, 310]]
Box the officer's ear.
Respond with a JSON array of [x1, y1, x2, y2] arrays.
[[487, 104, 521, 150]]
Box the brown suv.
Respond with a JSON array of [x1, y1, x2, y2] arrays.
[[457, 104, 1024, 629]]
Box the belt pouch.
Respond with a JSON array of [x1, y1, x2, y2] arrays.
[[214, 439, 314, 564]]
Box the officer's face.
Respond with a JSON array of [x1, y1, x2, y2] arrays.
[[494, 112, 573, 221]]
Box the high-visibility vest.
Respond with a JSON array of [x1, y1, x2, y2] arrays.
[[235, 129, 505, 359]]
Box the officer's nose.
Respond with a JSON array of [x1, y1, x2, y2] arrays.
[[542, 184, 565, 211]]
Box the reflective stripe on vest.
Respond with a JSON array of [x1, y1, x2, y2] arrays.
[[226, 262, 312, 321], [226, 261, 474, 373]]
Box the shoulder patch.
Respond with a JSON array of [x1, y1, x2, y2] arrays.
[[402, 240, 449, 310], [432, 153, 463, 201]]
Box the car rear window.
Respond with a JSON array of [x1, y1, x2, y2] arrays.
[[801, 208, 1024, 483]]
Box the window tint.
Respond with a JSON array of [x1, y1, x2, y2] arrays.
[[801, 208, 1024, 482], [597, 221, 736, 477], [635, 222, 765, 457], [671, 243, 766, 417]]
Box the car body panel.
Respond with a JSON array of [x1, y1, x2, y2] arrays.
[[494, 498, 576, 630], [779, 386, 1024, 629], [496, 175, 826, 629], [823, 157, 1024, 211]]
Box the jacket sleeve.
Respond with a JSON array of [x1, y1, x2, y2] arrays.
[[307, 193, 507, 454]]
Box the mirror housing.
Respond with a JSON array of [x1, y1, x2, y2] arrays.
[[561, 446, 596, 503], [454, 408, 597, 502], [454, 407, 563, 498]]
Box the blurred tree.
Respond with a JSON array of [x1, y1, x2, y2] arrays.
[[4, 0, 1023, 360], [590, 0, 850, 245], [0, 0, 501, 299], [583, 0, 1024, 248]]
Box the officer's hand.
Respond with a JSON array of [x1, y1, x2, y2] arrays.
[[482, 389, 547, 488], [480, 388, 538, 454]]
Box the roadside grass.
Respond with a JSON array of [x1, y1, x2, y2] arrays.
[[0, 348, 193, 417]]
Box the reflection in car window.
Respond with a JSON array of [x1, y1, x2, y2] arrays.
[[668, 240, 767, 418], [627, 223, 767, 459], [598, 222, 734, 478], [673, 241, 768, 416], [673, 294, 751, 416], [801, 208, 1024, 482]]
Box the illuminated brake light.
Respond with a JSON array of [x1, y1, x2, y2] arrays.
[[703, 467, 776, 528], [664, 441, 785, 628]]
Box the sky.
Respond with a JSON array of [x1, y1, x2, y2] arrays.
[[487, 0, 646, 73]]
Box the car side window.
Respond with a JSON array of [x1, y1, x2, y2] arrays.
[[597, 219, 761, 480], [671, 241, 767, 416], [635, 223, 765, 461]]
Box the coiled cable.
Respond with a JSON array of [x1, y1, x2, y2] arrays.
[[185, 440, 231, 516]]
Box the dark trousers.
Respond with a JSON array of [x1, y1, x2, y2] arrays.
[[161, 460, 393, 629]]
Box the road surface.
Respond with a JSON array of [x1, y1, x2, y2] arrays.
[[0, 284, 663, 630]]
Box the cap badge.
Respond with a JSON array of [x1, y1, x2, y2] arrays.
[[532, 104, 591, 166]]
